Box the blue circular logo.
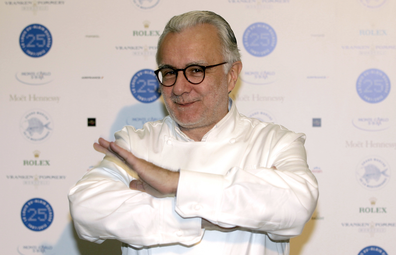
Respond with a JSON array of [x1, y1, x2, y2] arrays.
[[243, 22, 277, 57], [20, 109, 53, 143], [21, 198, 54, 231], [249, 110, 276, 123], [130, 69, 161, 103], [356, 156, 390, 190], [358, 246, 388, 255], [356, 69, 391, 103], [360, 0, 387, 8], [132, 0, 160, 9], [20, 24, 52, 58]]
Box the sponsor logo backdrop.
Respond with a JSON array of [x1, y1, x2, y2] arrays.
[[0, 0, 395, 254]]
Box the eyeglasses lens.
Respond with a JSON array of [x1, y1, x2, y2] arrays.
[[158, 65, 205, 86]]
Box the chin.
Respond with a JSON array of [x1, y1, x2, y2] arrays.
[[174, 118, 201, 128], [173, 115, 204, 129]]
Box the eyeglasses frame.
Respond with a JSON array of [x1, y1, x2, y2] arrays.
[[154, 62, 228, 87]]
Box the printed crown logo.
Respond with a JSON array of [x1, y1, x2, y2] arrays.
[[33, 150, 40, 158], [143, 20, 150, 29], [369, 197, 377, 206]]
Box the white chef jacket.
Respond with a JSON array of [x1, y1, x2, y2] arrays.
[[69, 99, 318, 255]]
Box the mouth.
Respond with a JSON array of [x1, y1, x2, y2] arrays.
[[172, 98, 198, 107], [177, 101, 195, 107]]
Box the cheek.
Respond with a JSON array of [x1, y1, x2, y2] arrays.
[[161, 88, 172, 100], [207, 79, 228, 99]]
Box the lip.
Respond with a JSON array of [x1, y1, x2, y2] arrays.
[[178, 102, 194, 107], [173, 99, 198, 108]]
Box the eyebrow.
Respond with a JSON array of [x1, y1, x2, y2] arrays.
[[158, 61, 208, 70], [158, 64, 175, 69]]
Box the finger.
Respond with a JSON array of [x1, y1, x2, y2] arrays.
[[130, 179, 145, 192], [109, 142, 136, 164], [94, 138, 120, 158], [93, 142, 109, 154], [98, 137, 111, 149]]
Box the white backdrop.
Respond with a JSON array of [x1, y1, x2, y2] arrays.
[[1, 0, 395, 254]]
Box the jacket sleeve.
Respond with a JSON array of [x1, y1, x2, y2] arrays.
[[68, 127, 204, 248], [175, 126, 319, 241]]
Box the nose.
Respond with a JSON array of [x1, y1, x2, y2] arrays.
[[172, 71, 192, 96]]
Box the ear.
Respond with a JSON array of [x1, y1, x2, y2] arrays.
[[227, 61, 242, 93]]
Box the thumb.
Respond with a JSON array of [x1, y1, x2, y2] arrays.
[[129, 179, 168, 198], [129, 180, 145, 192]]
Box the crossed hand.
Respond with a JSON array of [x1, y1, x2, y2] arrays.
[[94, 138, 179, 198]]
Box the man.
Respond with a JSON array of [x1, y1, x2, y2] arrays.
[[69, 10, 318, 255]]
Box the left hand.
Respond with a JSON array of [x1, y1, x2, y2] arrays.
[[94, 138, 180, 197]]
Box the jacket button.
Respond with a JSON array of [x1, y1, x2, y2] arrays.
[[194, 204, 202, 211], [229, 138, 236, 144], [176, 230, 184, 237]]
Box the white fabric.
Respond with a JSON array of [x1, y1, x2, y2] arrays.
[[68, 99, 319, 255]]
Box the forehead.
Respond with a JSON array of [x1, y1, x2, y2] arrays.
[[158, 23, 223, 66]]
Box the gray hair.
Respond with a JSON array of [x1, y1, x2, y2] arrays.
[[156, 10, 241, 71]]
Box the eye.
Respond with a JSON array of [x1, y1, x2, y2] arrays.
[[187, 66, 204, 75], [161, 69, 176, 77]]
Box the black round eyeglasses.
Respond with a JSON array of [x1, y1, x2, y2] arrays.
[[154, 62, 227, 87]]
